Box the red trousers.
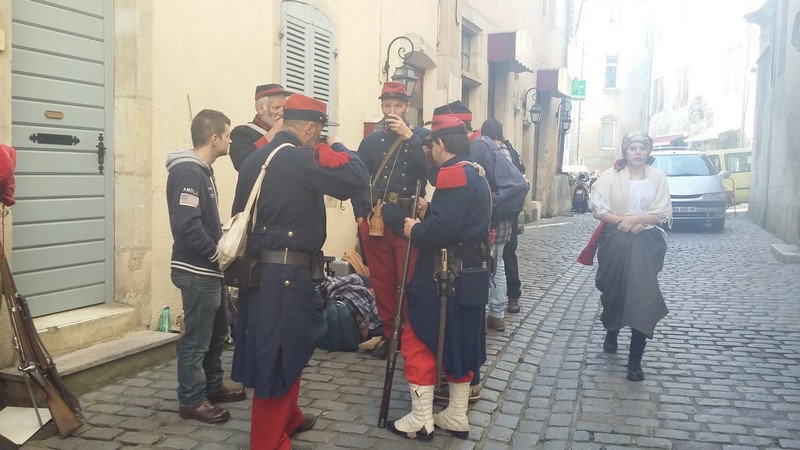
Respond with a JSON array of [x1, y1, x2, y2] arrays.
[[401, 324, 473, 385], [250, 375, 304, 450], [359, 221, 417, 339]]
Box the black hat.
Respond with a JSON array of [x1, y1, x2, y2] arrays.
[[432, 100, 473, 122]]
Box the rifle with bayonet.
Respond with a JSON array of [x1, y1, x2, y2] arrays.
[[378, 180, 421, 428], [0, 244, 83, 438]]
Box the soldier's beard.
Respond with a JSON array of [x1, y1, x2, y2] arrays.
[[262, 114, 280, 128]]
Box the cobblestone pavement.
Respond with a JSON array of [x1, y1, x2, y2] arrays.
[[22, 213, 800, 449]]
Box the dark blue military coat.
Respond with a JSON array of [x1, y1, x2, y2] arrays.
[[230, 130, 369, 398], [350, 126, 428, 233], [406, 155, 491, 378]]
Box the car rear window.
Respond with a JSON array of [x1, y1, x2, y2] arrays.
[[725, 153, 751, 173], [650, 153, 717, 176]]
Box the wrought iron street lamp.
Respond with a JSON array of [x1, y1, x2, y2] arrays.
[[523, 87, 542, 125], [383, 36, 418, 95], [556, 99, 573, 174], [523, 87, 543, 200], [558, 99, 573, 132]]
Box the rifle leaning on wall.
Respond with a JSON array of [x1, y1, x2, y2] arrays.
[[0, 244, 83, 438]]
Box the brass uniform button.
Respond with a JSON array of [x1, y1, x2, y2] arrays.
[[287, 231, 294, 237], [284, 280, 291, 287]]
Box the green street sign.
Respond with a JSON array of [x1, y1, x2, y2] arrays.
[[572, 80, 586, 100]]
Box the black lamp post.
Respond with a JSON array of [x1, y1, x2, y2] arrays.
[[556, 99, 573, 174], [383, 36, 418, 95], [524, 87, 542, 200]]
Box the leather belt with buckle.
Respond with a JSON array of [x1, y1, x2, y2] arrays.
[[260, 249, 313, 267]]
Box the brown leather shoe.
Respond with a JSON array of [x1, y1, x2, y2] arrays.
[[179, 399, 231, 424], [487, 315, 505, 331], [207, 385, 247, 403]]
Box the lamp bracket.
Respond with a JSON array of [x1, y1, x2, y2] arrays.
[[383, 36, 415, 82]]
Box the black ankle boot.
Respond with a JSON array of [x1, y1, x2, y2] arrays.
[[627, 329, 647, 381], [603, 330, 618, 353], [627, 358, 645, 381]]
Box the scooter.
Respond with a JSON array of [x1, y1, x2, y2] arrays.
[[572, 181, 589, 213]]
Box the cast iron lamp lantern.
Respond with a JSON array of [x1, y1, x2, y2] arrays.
[[523, 87, 542, 125], [558, 99, 573, 132], [383, 36, 417, 95]]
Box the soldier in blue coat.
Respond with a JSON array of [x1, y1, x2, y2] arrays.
[[350, 82, 429, 359], [229, 94, 368, 450], [386, 116, 491, 441]]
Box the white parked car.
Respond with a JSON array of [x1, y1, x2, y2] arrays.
[[649, 149, 730, 231]]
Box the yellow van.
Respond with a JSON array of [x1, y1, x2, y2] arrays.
[[704, 148, 751, 204]]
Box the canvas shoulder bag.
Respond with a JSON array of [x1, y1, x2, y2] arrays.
[[217, 143, 292, 270]]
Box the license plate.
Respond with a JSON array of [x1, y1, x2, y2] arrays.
[[674, 206, 697, 213]]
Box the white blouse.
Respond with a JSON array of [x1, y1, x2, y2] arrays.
[[591, 178, 656, 215]]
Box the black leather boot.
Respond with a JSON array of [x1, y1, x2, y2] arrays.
[[627, 329, 647, 381], [603, 329, 619, 353]]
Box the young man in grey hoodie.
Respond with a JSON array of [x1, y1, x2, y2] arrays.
[[165, 109, 246, 424]]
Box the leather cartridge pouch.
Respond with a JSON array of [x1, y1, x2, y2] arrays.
[[310, 251, 325, 283], [223, 257, 261, 289]]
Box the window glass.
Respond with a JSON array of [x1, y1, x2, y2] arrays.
[[605, 55, 618, 89], [408, 67, 424, 128], [724, 153, 752, 173], [601, 121, 615, 148], [461, 29, 472, 72], [650, 154, 716, 176], [707, 154, 721, 171]]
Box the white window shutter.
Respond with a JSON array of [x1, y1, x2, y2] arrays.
[[281, 3, 335, 116], [282, 13, 309, 94]]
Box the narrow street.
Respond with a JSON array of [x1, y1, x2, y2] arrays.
[[24, 213, 800, 449]]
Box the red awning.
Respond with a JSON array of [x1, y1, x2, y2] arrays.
[[488, 31, 534, 73], [536, 68, 572, 98]]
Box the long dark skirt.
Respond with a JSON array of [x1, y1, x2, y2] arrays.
[[595, 226, 668, 339]]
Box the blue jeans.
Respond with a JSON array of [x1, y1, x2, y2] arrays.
[[171, 270, 228, 407], [487, 242, 508, 319]]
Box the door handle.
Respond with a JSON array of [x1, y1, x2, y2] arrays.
[[96, 133, 106, 174]]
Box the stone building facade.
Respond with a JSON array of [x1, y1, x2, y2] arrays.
[[0, 0, 570, 370]]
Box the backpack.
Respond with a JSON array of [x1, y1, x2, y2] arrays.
[[317, 299, 363, 352]]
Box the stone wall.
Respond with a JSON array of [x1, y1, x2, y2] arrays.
[[748, 0, 800, 245]]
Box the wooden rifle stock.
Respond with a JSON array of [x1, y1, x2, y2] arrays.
[[1, 247, 83, 438], [377, 180, 421, 428]]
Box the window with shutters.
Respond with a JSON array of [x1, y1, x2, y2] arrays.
[[605, 54, 619, 90], [281, 2, 335, 115], [601, 119, 616, 150]]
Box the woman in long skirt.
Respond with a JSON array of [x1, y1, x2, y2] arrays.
[[589, 132, 672, 381]]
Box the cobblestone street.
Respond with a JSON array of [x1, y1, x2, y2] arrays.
[[22, 213, 800, 449]]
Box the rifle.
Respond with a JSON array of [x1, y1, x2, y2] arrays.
[[434, 248, 455, 390], [0, 245, 84, 438], [378, 180, 421, 428]]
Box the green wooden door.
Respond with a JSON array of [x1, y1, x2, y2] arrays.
[[10, 0, 114, 317]]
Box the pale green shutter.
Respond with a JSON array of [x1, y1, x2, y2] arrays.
[[281, 3, 335, 116]]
